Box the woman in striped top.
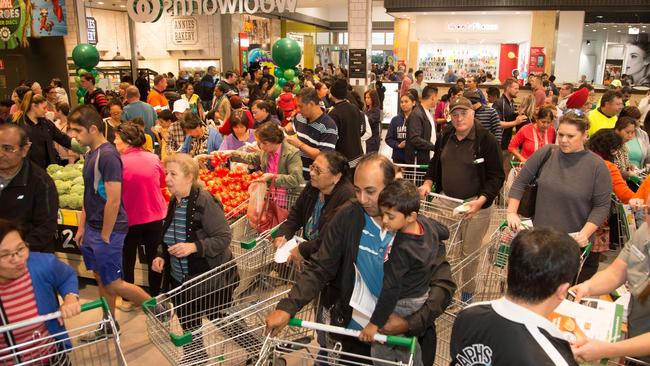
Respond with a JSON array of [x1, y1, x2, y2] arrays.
[[0, 219, 80, 365]]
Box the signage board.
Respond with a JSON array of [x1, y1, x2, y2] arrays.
[[86, 17, 97, 45], [128, 0, 297, 23], [348, 49, 367, 79], [446, 22, 499, 33], [171, 16, 197, 45]]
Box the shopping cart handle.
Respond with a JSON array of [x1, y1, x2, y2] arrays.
[[81, 297, 110, 313], [288, 318, 417, 355]]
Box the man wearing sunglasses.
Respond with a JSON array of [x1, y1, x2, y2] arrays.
[[0, 124, 59, 253]]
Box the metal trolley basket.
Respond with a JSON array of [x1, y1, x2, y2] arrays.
[[0, 298, 126, 366], [419, 193, 466, 269], [394, 164, 429, 187], [256, 318, 418, 366], [144, 243, 316, 366]]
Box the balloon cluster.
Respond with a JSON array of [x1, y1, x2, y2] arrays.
[[71, 44, 100, 105], [271, 38, 302, 98]]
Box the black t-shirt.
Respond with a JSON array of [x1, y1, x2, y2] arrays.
[[493, 95, 517, 150], [450, 299, 578, 366]]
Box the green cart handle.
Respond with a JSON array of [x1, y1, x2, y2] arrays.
[[81, 297, 110, 313], [288, 317, 418, 356]]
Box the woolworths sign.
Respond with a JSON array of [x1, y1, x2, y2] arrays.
[[128, 0, 297, 23]]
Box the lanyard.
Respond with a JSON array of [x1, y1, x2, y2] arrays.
[[532, 126, 548, 151]]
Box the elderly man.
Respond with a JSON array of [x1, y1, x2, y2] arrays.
[[122, 86, 158, 138], [0, 124, 59, 252], [450, 228, 581, 365], [265, 154, 455, 365], [419, 96, 504, 303]]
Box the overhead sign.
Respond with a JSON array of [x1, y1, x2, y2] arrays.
[[0, 0, 25, 49], [86, 17, 97, 45], [127, 0, 297, 23], [171, 17, 197, 45], [446, 22, 499, 32]]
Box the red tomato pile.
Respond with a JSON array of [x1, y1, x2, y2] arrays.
[[199, 165, 263, 217]]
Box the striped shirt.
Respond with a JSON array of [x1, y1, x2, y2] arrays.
[[293, 112, 338, 180], [164, 198, 190, 282], [475, 105, 503, 144], [0, 272, 56, 364]]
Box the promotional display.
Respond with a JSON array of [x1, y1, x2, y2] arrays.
[[71, 43, 100, 104], [0, 0, 66, 49], [270, 37, 302, 97], [529, 46, 546, 73]]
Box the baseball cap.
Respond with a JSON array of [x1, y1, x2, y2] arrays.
[[463, 90, 481, 104], [449, 96, 473, 113], [173, 99, 190, 114]]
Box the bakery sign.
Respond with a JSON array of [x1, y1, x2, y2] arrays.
[[172, 17, 197, 45]]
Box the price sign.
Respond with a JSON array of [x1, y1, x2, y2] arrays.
[[349, 49, 367, 79], [55, 225, 81, 255]]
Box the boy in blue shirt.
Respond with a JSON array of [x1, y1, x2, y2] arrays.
[[359, 179, 448, 366]]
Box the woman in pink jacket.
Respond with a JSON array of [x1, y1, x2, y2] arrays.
[[114, 122, 167, 311]]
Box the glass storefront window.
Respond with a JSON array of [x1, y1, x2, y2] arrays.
[[385, 32, 394, 45], [372, 32, 385, 45], [316, 32, 330, 45]]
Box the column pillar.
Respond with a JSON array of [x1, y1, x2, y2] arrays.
[[348, 0, 372, 87], [530, 11, 558, 76], [394, 18, 409, 66], [554, 11, 585, 83]]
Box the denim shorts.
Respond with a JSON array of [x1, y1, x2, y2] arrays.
[[80, 226, 126, 286]]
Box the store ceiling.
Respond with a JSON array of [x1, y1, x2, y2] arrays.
[[85, 0, 126, 11], [583, 22, 649, 41], [584, 12, 650, 24]]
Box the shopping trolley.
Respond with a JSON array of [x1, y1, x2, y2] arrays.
[[256, 318, 418, 366], [144, 243, 316, 366], [0, 298, 126, 366], [499, 161, 524, 208], [419, 193, 466, 268], [395, 164, 429, 187]]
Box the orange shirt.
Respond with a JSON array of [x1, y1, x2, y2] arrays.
[[147, 88, 169, 114], [606, 160, 650, 203]]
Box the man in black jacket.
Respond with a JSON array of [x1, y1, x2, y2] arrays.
[[418, 96, 504, 303], [327, 79, 364, 168], [0, 124, 58, 252], [266, 154, 456, 364], [405, 86, 438, 164]]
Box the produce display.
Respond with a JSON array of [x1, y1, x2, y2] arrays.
[[201, 152, 262, 218], [47, 162, 85, 210]]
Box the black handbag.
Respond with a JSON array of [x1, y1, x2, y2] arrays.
[[517, 147, 554, 218]]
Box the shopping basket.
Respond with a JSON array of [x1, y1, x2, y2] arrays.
[[419, 193, 466, 268], [143, 243, 316, 366], [256, 318, 418, 366], [0, 298, 126, 366], [394, 164, 429, 187]]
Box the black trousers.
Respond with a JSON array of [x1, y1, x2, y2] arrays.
[[123, 220, 163, 296]]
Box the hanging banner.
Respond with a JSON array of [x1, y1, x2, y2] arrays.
[[86, 17, 97, 45], [529, 46, 545, 73], [29, 0, 67, 37], [0, 0, 26, 49]]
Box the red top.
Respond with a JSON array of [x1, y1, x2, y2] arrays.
[[508, 124, 556, 160], [0, 272, 55, 364]]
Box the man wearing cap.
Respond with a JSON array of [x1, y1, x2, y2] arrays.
[[405, 86, 438, 164], [327, 79, 364, 167], [418, 96, 504, 303], [122, 86, 158, 138], [588, 90, 623, 136], [465, 90, 502, 144], [164, 99, 190, 154]]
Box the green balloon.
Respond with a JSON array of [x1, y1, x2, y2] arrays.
[[90, 68, 99, 77], [75, 76, 81, 85], [78, 96, 85, 105], [292, 77, 300, 85], [283, 68, 296, 80], [272, 38, 302, 69], [77, 68, 88, 76], [274, 67, 284, 78], [272, 85, 282, 98], [72, 44, 100, 70], [292, 84, 300, 94], [277, 77, 287, 87]]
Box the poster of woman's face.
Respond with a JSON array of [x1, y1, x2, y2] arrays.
[[626, 34, 650, 86]]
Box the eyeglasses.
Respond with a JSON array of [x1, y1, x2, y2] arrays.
[[0, 144, 21, 154], [309, 164, 328, 176], [0, 243, 29, 263]]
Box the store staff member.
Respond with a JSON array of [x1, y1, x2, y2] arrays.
[[450, 228, 580, 366], [571, 195, 650, 363]]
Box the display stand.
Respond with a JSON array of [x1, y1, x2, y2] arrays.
[[418, 44, 499, 82]]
